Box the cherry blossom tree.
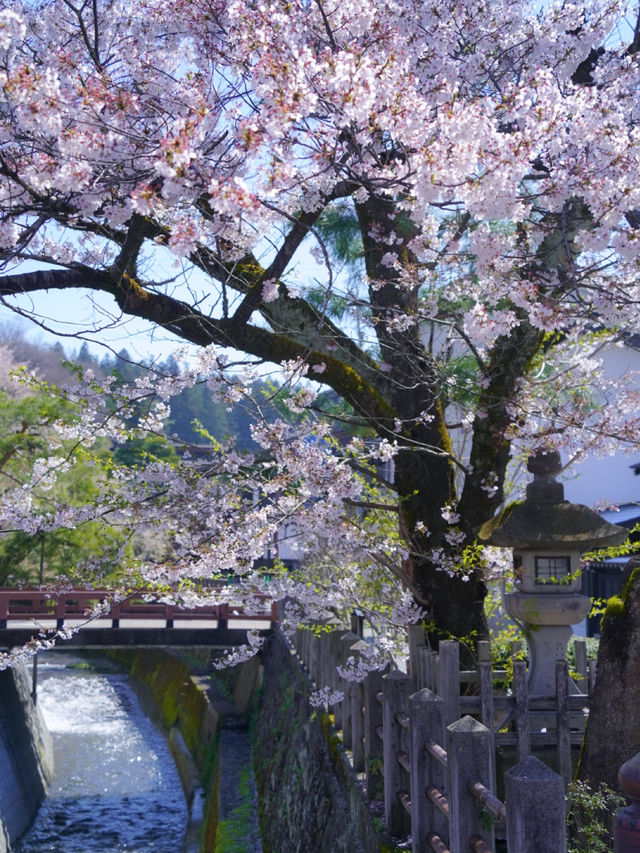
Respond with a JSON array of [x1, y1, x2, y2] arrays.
[[1, 0, 640, 647]]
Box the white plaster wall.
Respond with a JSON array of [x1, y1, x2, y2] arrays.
[[554, 342, 640, 508], [563, 454, 640, 507]]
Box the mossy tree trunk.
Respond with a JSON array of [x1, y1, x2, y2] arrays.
[[578, 562, 640, 790]]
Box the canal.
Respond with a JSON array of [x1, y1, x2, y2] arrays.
[[15, 653, 189, 853]]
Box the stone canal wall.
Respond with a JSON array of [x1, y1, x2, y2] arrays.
[[1, 637, 387, 853], [0, 664, 53, 853], [253, 630, 388, 853], [0, 630, 389, 853]]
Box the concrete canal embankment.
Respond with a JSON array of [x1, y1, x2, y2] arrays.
[[2, 631, 388, 852], [112, 632, 385, 852], [106, 646, 264, 852], [0, 664, 53, 853]]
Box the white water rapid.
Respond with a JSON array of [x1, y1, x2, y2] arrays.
[[15, 653, 188, 853]]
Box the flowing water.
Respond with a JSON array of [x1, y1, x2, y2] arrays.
[[15, 653, 188, 853]]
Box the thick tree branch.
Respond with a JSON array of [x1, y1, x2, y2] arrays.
[[458, 318, 544, 530], [230, 208, 327, 329], [0, 267, 397, 426], [189, 242, 387, 393]]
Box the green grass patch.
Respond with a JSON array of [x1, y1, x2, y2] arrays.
[[215, 767, 257, 853]]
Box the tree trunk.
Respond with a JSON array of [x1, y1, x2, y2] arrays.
[[578, 561, 640, 790], [393, 442, 489, 653]]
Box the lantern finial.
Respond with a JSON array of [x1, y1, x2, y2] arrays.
[[526, 450, 564, 502]]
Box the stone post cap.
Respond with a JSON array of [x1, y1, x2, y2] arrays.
[[526, 450, 564, 502], [506, 754, 562, 782], [447, 714, 490, 734]]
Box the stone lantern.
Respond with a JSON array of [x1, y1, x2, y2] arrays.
[[477, 451, 628, 695]]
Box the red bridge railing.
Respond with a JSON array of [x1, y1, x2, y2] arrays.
[[0, 587, 277, 631]]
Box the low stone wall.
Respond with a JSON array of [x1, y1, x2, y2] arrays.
[[0, 663, 53, 853], [254, 630, 392, 853]]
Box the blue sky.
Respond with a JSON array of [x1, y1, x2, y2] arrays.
[[0, 287, 185, 362]]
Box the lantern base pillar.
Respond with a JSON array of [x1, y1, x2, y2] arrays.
[[505, 591, 591, 696]]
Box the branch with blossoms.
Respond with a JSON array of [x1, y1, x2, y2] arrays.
[[0, 355, 407, 662], [0, 347, 521, 674]]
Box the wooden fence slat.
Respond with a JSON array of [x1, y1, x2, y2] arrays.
[[383, 670, 412, 837], [350, 639, 369, 772], [303, 628, 312, 670], [364, 665, 388, 800], [317, 632, 330, 700], [328, 629, 346, 728], [308, 631, 321, 683], [350, 610, 364, 638], [318, 629, 338, 705], [412, 647, 430, 692], [339, 631, 360, 749], [556, 660, 571, 786], [478, 662, 494, 732], [513, 660, 530, 761], [573, 638, 587, 692], [425, 649, 437, 692], [437, 641, 460, 727], [408, 624, 427, 687], [477, 640, 491, 663]]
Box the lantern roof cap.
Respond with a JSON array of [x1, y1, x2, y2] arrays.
[[476, 451, 629, 551]]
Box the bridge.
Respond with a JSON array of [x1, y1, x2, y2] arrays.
[[0, 587, 276, 648]]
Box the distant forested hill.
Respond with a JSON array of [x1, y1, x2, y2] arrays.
[[0, 329, 281, 451]]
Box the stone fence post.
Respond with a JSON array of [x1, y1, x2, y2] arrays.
[[407, 624, 426, 686], [327, 629, 345, 727], [409, 688, 446, 851], [349, 639, 369, 772], [573, 637, 588, 692], [350, 609, 364, 638], [505, 755, 566, 852], [382, 669, 412, 836], [363, 665, 387, 800], [446, 716, 495, 853], [339, 631, 360, 749]]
